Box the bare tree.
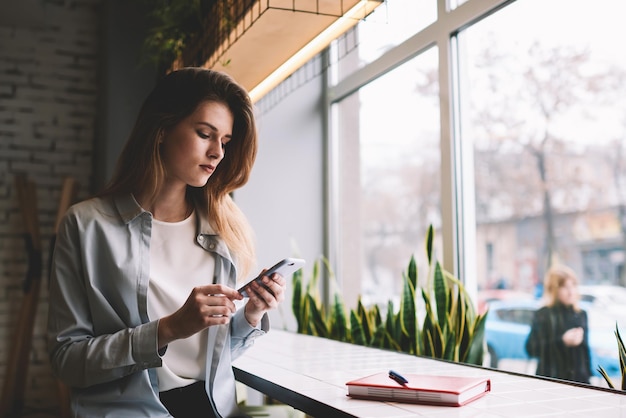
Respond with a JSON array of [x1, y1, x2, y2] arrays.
[[471, 41, 621, 272]]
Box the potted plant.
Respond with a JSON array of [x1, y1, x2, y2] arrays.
[[292, 225, 487, 365]]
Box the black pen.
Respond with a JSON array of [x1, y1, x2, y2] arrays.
[[388, 370, 409, 386]]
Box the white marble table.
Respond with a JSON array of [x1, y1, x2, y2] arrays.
[[233, 329, 626, 417]]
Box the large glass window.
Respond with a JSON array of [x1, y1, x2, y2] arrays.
[[324, 0, 626, 388], [332, 48, 441, 308], [459, 0, 626, 385], [330, 0, 436, 84]]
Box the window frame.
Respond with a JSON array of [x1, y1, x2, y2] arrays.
[[325, 0, 512, 298]]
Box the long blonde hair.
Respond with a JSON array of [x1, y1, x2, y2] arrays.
[[100, 68, 257, 278], [543, 264, 581, 311]]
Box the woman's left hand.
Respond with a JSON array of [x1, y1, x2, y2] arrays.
[[243, 271, 286, 326], [562, 327, 584, 347]]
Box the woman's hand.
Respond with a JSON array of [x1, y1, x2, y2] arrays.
[[243, 271, 286, 327], [157, 284, 243, 349], [562, 327, 584, 347]]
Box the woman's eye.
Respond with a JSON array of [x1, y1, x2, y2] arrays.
[[198, 131, 211, 139]]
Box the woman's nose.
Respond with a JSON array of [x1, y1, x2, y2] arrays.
[[207, 141, 224, 159]]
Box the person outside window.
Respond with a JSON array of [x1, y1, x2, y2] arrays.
[[525, 264, 592, 384], [47, 68, 286, 417]]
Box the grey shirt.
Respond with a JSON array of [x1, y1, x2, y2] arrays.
[[47, 194, 268, 417]]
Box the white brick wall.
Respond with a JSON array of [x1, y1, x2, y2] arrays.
[[0, 0, 101, 413]]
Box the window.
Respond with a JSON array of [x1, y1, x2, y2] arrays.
[[331, 47, 441, 308], [330, 0, 436, 84], [459, 0, 626, 383], [324, 0, 626, 386]]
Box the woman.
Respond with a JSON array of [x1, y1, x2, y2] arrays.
[[525, 265, 591, 384], [47, 68, 286, 417]]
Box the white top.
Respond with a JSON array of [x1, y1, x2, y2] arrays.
[[147, 211, 216, 391]]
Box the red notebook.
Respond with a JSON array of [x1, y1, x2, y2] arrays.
[[346, 372, 491, 407]]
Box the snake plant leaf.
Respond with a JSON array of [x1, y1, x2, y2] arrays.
[[598, 366, 615, 389], [385, 300, 399, 342], [291, 268, 304, 331], [371, 324, 390, 349], [615, 324, 626, 390], [330, 293, 348, 342], [293, 224, 487, 370], [464, 312, 487, 365], [350, 310, 367, 345], [399, 270, 417, 354], [425, 224, 434, 265], [371, 324, 402, 352], [448, 283, 467, 343], [306, 259, 321, 301], [298, 289, 311, 334], [355, 299, 370, 340], [423, 328, 435, 357], [455, 289, 467, 342], [370, 324, 385, 348], [366, 299, 380, 338], [388, 335, 402, 351], [443, 327, 459, 361], [407, 255, 418, 291], [423, 319, 444, 358], [421, 287, 434, 324], [366, 304, 383, 345], [433, 261, 449, 332], [458, 312, 471, 360], [306, 293, 328, 337], [371, 303, 382, 327]]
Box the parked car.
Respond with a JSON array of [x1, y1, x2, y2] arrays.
[[578, 285, 626, 330], [484, 299, 620, 379], [477, 289, 535, 314]]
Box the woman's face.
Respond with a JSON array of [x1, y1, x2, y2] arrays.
[[160, 101, 233, 188], [557, 277, 578, 306]]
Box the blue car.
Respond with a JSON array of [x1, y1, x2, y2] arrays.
[[484, 299, 620, 378]]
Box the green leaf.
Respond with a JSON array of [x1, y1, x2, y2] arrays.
[[433, 261, 449, 332], [425, 224, 434, 265], [407, 255, 418, 291], [292, 224, 486, 372], [291, 268, 304, 331], [371, 324, 387, 349], [464, 312, 487, 365], [350, 310, 367, 346], [615, 324, 626, 390], [385, 301, 398, 341], [330, 293, 348, 342], [306, 294, 327, 337], [598, 366, 615, 389], [399, 270, 417, 353], [306, 259, 321, 300], [356, 298, 372, 340]]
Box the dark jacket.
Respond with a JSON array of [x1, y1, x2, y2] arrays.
[[525, 303, 591, 384]]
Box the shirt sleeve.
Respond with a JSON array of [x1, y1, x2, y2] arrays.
[[47, 211, 163, 389], [229, 308, 269, 360]]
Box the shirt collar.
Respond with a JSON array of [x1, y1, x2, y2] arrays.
[[113, 193, 146, 224]]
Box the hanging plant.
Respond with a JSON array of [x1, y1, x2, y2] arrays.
[[132, 0, 211, 71]]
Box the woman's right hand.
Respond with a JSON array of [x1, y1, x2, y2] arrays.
[[562, 327, 584, 347], [157, 284, 243, 349]]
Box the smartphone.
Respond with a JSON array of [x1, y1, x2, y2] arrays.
[[238, 257, 305, 297]]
